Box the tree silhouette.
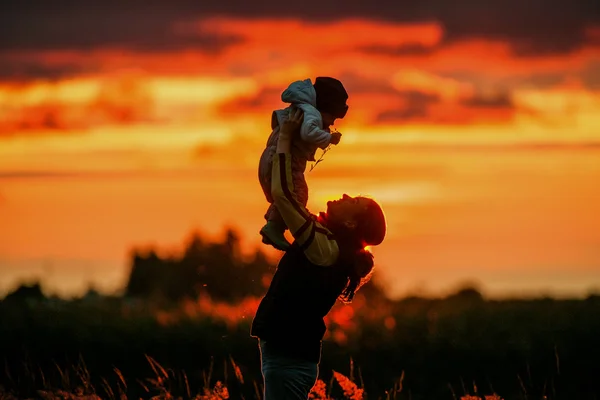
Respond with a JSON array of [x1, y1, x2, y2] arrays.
[[125, 228, 275, 303], [2, 282, 46, 305]]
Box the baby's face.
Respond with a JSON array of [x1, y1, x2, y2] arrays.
[[321, 112, 337, 128]]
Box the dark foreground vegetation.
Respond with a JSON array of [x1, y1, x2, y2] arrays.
[[2, 229, 599, 399]]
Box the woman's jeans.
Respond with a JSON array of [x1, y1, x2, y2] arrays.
[[259, 340, 319, 400]]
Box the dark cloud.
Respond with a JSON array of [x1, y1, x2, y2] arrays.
[[234, 87, 283, 110], [0, 171, 79, 179], [373, 90, 441, 123], [1, 0, 598, 58], [509, 142, 600, 151], [217, 86, 283, 117], [383, 141, 600, 152], [436, 0, 599, 56], [460, 93, 514, 109], [0, 170, 174, 180], [581, 61, 600, 89], [358, 43, 438, 57], [437, 70, 569, 90], [0, 1, 243, 52], [517, 74, 569, 88], [373, 90, 523, 125], [335, 73, 399, 96], [10, 105, 70, 132], [0, 57, 91, 82], [217, 75, 399, 118], [400, 91, 442, 104], [375, 107, 429, 123], [0, 101, 90, 136]]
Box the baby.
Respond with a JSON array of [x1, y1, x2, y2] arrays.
[[258, 77, 349, 250]]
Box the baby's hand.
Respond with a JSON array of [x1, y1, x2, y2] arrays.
[[330, 130, 342, 145]]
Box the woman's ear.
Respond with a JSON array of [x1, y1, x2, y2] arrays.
[[343, 219, 358, 230]]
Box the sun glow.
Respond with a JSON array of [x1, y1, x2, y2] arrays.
[[1, 13, 599, 299]]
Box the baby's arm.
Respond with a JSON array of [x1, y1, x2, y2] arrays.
[[300, 113, 331, 149]]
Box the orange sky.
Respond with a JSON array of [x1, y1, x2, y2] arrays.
[[1, 7, 599, 299]]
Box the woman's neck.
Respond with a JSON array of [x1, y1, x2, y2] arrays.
[[318, 212, 362, 251], [317, 212, 328, 227]]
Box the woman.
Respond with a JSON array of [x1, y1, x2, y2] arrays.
[[251, 107, 387, 399]]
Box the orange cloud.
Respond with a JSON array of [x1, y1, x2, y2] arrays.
[[0, 77, 157, 135], [1, 17, 598, 138], [0, 73, 262, 135], [391, 69, 474, 100], [2, 18, 598, 87]]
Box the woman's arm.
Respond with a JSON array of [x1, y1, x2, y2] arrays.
[[271, 108, 339, 266]]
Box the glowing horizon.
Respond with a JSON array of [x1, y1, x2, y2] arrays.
[[1, 8, 599, 299]]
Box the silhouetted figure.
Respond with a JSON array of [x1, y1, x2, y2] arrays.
[[252, 109, 387, 400], [258, 77, 348, 251]]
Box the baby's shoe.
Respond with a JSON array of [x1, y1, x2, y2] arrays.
[[260, 221, 291, 251]]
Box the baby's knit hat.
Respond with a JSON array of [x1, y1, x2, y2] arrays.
[[313, 77, 349, 119]]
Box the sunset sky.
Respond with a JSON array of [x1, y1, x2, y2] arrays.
[[1, 0, 599, 299]]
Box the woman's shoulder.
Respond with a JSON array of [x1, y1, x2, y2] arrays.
[[314, 222, 335, 240], [305, 221, 339, 267]]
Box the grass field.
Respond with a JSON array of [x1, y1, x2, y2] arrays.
[[2, 284, 598, 399], [0, 354, 506, 400]]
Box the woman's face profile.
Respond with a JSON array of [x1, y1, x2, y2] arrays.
[[326, 195, 370, 225]]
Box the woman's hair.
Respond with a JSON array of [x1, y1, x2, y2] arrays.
[[338, 247, 375, 303], [336, 198, 386, 303]]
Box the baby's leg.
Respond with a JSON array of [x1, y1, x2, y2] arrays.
[[258, 146, 292, 251], [261, 203, 290, 251], [259, 150, 286, 231], [291, 170, 309, 208], [260, 172, 304, 251], [265, 204, 286, 231], [262, 168, 306, 238], [258, 147, 276, 204]]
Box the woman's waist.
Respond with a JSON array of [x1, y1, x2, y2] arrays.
[[252, 296, 328, 337], [259, 338, 322, 365]]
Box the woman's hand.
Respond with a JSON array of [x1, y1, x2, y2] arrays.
[[277, 107, 303, 154]]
